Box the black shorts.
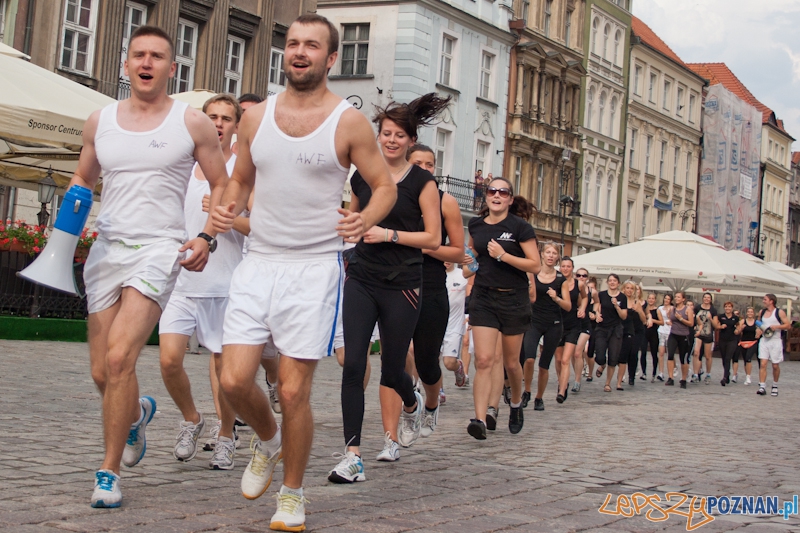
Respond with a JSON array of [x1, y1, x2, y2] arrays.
[[581, 317, 592, 335], [469, 286, 531, 336], [697, 335, 713, 346], [559, 323, 582, 347]]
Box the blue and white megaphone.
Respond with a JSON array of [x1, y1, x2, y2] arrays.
[[18, 185, 93, 295]]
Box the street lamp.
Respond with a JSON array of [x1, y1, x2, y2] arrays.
[[679, 209, 696, 232], [37, 168, 58, 228], [558, 151, 582, 246]]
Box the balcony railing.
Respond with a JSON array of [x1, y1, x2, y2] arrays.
[[118, 78, 131, 100], [435, 175, 482, 213]]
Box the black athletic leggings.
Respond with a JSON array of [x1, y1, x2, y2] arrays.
[[521, 320, 563, 370], [719, 340, 738, 380], [341, 277, 420, 447], [627, 330, 645, 383], [641, 329, 659, 377], [668, 333, 691, 365], [594, 326, 622, 367], [412, 290, 448, 386]]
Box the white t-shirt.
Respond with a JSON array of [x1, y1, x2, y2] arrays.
[[173, 155, 244, 297], [445, 267, 468, 337], [658, 305, 672, 335]]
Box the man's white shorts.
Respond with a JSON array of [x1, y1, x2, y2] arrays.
[[441, 333, 463, 359], [84, 238, 183, 313], [160, 295, 227, 353], [223, 253, 343, 360], [758, 339, 784, 364]]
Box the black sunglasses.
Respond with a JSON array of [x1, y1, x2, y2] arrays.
[[575, 273, 588, 278], [486, 187, 511, 198]]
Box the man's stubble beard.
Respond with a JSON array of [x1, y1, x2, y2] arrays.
[[286, 64, 327, 93]]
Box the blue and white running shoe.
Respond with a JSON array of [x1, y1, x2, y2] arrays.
[[122, 396, 156, 468], [91, 469, 121, 508]]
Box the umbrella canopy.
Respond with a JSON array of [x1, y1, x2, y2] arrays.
[[170, 89, 217, 110], [767, 262, 800, 287], [573, 230, 798, 296], [0, 52, 114, 151], [0, 42, 30, 59]]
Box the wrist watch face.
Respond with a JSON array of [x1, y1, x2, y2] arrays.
[[391, 230, 399, 243], [209, 238, 217, 253]]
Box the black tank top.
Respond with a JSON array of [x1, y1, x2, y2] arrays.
[[562, 279, 580, 328], [421, 190, 448, 295], [630, 305, 644, 334], [647, 308, 659, 331], [532, 271, 565, 326], [740, 320, 758, 342]]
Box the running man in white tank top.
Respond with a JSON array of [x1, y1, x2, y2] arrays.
[[211, 14, 396, 532], [67, 26, 230, 509], [757, 294, 789, 396], [158, 95, 247, 471]]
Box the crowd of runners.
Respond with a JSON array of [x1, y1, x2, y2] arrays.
[[66, 13, 789, 533]]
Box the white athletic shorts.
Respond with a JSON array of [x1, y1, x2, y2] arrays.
[[441, 332, 463, 359], [223, 253, 343, 360], [658, 330, 669, 347], [758, 339, 784, 364], [84, 237, 184, 313], [159, 295, 227, 353]]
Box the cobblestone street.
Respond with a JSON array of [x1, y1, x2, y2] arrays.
[[1, 339, 799, 532]]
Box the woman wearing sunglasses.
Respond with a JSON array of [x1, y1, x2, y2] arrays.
[[330, 93, 449, 483], [466, 178, 540, 440], [592, 274, 628, 392], [552, 256, 585, 402], [570, 268, 593, 393]]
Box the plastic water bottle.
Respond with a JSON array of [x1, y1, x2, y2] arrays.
[[465, 246, 479, 272]]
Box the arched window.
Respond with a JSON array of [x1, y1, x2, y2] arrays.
[[606, 175, 614, 218], [587, 86, 595, 129], [591, 18, 599, 55], [603, 24, 610, 60], [614, 30, 621, 65], [595, 170, 603, 216], [598, 91, 606, 134], [584, 167, 592, 214], [609, 96, 618, 137]]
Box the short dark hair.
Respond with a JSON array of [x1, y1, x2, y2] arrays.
[[203, 94, 243, 123], [293, 14, 339, 56], [238, 93, 263, 105], [129, 25, 175, 60], [408, 144, 434, 159], [765, 293, 777, 306]]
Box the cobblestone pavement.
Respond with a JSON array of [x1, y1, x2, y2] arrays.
[[2, 339, 799, 532]]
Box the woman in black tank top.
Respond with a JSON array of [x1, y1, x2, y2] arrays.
[[733, 306, 760, 384], [642, 292, 664, 382], [570, 268, 592, 393], [553, 257, 586, 401]]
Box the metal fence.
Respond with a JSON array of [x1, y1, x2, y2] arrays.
[[435, 175, 483, 213], [0, 251, 88, 319]]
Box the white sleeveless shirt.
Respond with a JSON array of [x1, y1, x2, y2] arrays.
[[760, 308, 782, 345], [94, 100, 196, 244], [247, 96, 351, 257], [173, 155, 243, 297]]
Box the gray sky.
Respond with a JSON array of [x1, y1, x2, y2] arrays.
[[634, 0, 800, 151]]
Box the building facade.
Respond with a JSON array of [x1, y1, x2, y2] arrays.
[[574, 0, 629, 254], [788, 152, 800, 268], [618, 17, 703, 245], [688, 63, 795, 263], [318, 0, 515, 218], [504, 0, 587, 254]]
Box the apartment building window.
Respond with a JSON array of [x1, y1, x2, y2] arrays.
[[439, 35, 455, 86], [629, 129, 637, 168], [633, 65, 642, 96], [224, 36, 245, 97], [778, 190, 783, 213], [544, 0, 552, 38], [676, 86, 684, 117], [587, 86, 595, 129], [522, 0, 530, 26], [61, 0, 98, 75], [670, 212, 676, 230], [598, 92, 606, 134], [475, 141, 489, 174], [480, 52, 494, 100], [769, 140, 774, 160], [673, 147, 680, 183], [0, 0, 7, 41], [688, 94, 696, 123], [657, 209, 664, 233], [591, 18, 599, 55], [514, 157, 522, 194], [685, 151, 692, 188], [606, 176, 614, 219], [435, 129, 448, 176], [603, 24, 610, 60], [537, 163, 544, 209], [613, 30, 621, 66], [175, 19, 198, 93], [645, 135, 653, 174], [270, 49, 286, 87], [781, 146, 786, 166], [609, 96, 618, 138], [595, 171, 603, 215], [626, 201, 633, 240], [118, 1, 147, 98], [642, 205, 649, 235], [565, 10, 572, 46], [662, 80, 672, 110], [659, 141, 667, 180], [648, 73, 656, 103], [341, 23, 369, 76]]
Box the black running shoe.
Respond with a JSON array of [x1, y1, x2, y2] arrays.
[[665, 378, 674, 386], [556, 394, 565, 404], [467, 419, 487, 440], [486, 407, 498, 431], [533, 398, 544, 411], [521, 391, 531, 409], [508, 407, 523, 434], [680, 380, 687, 389]]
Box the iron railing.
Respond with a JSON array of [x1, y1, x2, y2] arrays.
[[118, 78, 131, 100], [435, 175, 483, 213]]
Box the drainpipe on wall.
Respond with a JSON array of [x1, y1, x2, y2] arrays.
[[22, 0, 34, 56]]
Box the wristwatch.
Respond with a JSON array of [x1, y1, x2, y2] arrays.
[[197, 232, 217, 253], [391, 229, 399, 243]]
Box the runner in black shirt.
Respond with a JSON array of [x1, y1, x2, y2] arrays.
[[642, 292, 664, 382], [554, 257, 586, 400], [467, 177, 540, 440], [691, 292, 719, 384], [619, 281, 647, 389], [733, 306, 760, 385], [717, 301, 740, 386], [592, 274, 627, 392], [570, 268, 592, 393]]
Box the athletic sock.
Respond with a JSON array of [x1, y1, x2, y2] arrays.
[[510, 401, 521, 408], [425, 406, 437, 413], [759, 382, 766, 388], [280, 484, 303, 498], [260, 426, 282, 456]]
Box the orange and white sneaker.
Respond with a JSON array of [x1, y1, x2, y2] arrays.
[[270, 486, 307, 532]]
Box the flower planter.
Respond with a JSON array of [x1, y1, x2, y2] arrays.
[[0, 241, 30, 254]]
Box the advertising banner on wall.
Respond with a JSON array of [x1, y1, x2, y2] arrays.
[[696, 85, 762, 252]]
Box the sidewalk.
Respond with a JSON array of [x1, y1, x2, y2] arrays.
[[1, 339, 798, 532]]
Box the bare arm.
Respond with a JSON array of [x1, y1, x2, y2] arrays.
[[67, 111, 103, 191], [776, 309, 792, 330], [489, 238, 541, 274], [423, 193, 464, 263], [362, 180, 440, 249], [653, 309, 664, 326]]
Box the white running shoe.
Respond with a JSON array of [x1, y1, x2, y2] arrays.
[[270, 487, 307, 532], [209, 436, 236, 470], [397, 391, 423, 448], [376, 432, 400, 462], [241, 434, 282, 500], [439, 388, 446, 405], [420, 406, 439, 438], [454, 360, 467, 387], [744, 375, 752, 385], [203, 422, 241, 451], [328, 450, 366, 483], [673, 368, 679, 378], [582, 364, 589, 377], [122, 396, 156, 468], [731, 374, 737, 383], [91, 469, 121, 508], [174, 414, 205, 462], [267, 380, 281, 414]]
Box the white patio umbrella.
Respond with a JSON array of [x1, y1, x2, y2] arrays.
[[573, 230, 798, 296], [170, 89, 217, 110], [767, 262, 800, 287], [0, 42, 30, 59]]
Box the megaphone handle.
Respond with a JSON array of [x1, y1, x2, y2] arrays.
[[74, 200, 81, 213]]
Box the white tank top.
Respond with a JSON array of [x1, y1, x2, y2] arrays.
[[173, 155, 243, 297], [94, 100, 196, 244], [761, 308, 782, 343], [247, 96, 351, 257]]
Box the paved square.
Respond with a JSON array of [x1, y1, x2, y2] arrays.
[[1, 339, 798, 532]]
